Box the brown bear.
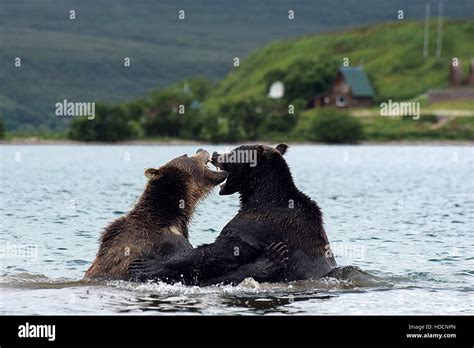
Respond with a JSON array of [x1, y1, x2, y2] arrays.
[[85, 149, 288, 283], [129, 144, 336, 283], [84, 149, 228, 280]]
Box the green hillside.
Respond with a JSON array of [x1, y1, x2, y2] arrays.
[[207, 19, 474, 105], [1, 0, 473, 131]]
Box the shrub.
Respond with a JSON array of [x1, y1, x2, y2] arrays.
[[143, 90, 187, 137], [200, 96, 302, 142], [307, 109, 365, 143], [69, 103, 140, 142], [264, 57, 338, 103]]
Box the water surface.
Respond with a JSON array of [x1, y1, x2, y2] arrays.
[[1, 144, 473, 314]]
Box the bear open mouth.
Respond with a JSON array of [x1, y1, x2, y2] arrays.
[[206, 160, 228, 189], [209, 156, 228, 192], [206, 160, 222, 172]]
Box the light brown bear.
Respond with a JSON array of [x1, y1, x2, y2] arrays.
[[84, 149, 228, 280]]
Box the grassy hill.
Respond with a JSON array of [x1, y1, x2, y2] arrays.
[[1, 0, 473, 131], [207, 19, 474, 106]]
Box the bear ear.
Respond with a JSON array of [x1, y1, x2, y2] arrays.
[[256, 145, 265, 158], [276, 144, 288, 155], [144, 168, 162, 180]]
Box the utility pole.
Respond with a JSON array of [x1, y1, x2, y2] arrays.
[[423, 2, 431, 58], [435, 0, 444, 59]]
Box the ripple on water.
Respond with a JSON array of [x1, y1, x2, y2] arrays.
[[428, 256, 462, 263], [457, 270, 474, 277], [2, 145, 473, 314], [67, 259, 90, 266]]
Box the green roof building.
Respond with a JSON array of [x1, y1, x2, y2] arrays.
[[310, 66, 375, 108]]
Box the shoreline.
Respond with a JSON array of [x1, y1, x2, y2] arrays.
[[1, 138, 473, 146]]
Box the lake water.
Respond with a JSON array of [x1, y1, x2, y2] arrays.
[[0, 144, 473, 315]]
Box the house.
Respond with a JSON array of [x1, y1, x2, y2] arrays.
[[309, 66, 375, 108], [428, 59, 474, 103]]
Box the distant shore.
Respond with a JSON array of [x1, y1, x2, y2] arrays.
[[2, 137, 473, 146]]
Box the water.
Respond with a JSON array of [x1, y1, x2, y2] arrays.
[[1, 144, 473, 315]]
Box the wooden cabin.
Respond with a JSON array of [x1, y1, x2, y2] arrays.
[[428, 59, 474, 103], [309, 66, 374, 108]]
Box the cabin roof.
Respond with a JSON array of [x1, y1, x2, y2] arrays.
[[339, 66, 375, 97]]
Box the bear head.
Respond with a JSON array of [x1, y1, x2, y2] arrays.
[[145, 149, 228, 201], [211, 144, 290, 196]]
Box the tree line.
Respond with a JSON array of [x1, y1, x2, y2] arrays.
[[66, 59, 365, 143]]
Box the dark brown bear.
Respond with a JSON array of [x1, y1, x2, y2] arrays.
[[129, 144, 337, 283], [84, 149, 228, 280]]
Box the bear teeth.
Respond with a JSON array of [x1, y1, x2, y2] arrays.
[[207, 162, 220, 171]]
